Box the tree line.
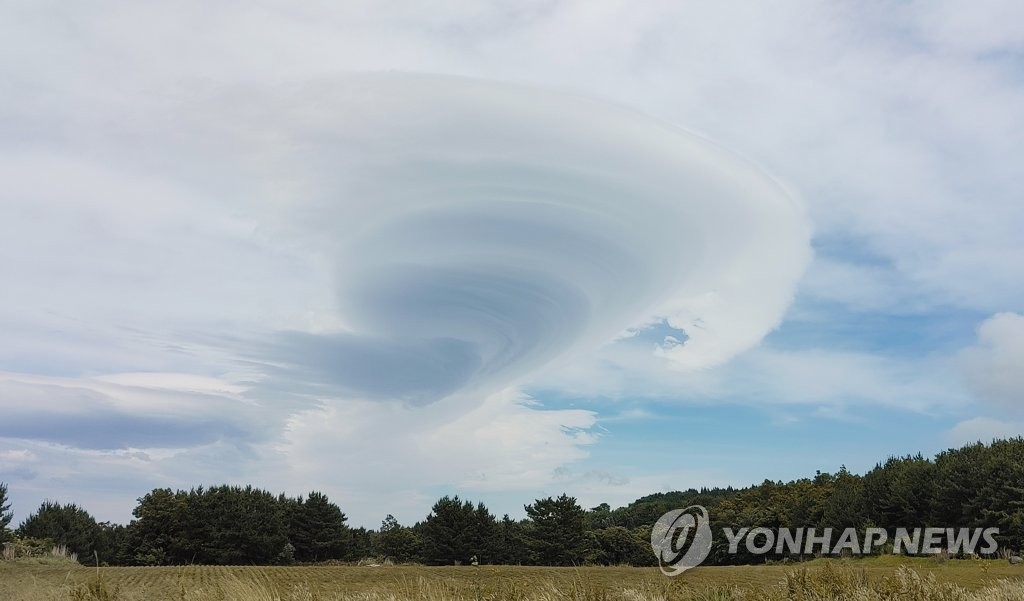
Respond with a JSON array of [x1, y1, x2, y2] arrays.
[[2, 438, 1023, 566]]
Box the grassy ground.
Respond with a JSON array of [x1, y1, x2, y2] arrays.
[[2, 557, 1024, 600]]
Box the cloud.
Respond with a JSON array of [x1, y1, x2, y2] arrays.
[[531, 328, 969, 415], [0, 435, 271, 526], [0, 385, 598, 526], [798, 257, 929, 313], [0, 73, 810, 524], [958, 313, 1024, 410], [2, 0, 1022, 526], [942, 312, 1024, 446], [274, 388, 596, 491], [950, 417, 1024, 446], [3, 72, 809, 403], [174, 74, 808, 400], [2, 2, 1021, 322], [0, 372, 272, 449]]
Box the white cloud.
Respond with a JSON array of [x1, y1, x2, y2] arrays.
[[270, 388, 597, 524], [1, 0, 1022, 524], [3, 1, 1019, 318], [533, 335, 968, 415], [958, 313, 1024, 409], [0, 386, 600, 526], [950, 417, 1024, 446], [0, 372, 276, 449], [0, 435, 271, 525], [0, 67, 810, 522], [798, 258, 928, 313]]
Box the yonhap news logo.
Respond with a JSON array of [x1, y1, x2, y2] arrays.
[[650, 506, 1000, 577], [650, 505, 714, 576]]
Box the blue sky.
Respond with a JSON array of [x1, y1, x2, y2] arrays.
[[1, 1, 1023, 528]]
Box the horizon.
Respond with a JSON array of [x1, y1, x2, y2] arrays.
[[2, 2, 1023, 531], [8, 435, 1016, 531]]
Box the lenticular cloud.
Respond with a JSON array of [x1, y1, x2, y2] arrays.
[[205, 74, 810, 404]]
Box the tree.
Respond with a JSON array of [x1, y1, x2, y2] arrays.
[[129, 485, 291, 565], [606, 488, 736, 531], [863, 454, 935, 531], [128, 488, 187, 565], [524, 494, 589, 566], [95, 522, 131, 565], [374, 515, 421, 563], [421, 496, 496, 565], [493, 515, 532, 565], [345, 526, 374, 561], [17, 501, 102, 562], [968, 439, 1024, 551], [288, 491, 349, 562], [0, 482, 12, 543], [180, 485, 288, 565], [589, 526, 653, 566], [932, 443, 985, 529], [584, 503, 614, 530], [821, 466, 868, 533]]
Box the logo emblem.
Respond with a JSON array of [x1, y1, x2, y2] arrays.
[[651, 505, 713, 576]]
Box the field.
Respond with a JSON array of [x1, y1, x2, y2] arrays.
[[3, 557, 1024, 601]]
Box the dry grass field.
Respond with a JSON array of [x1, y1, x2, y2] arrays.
[[3, 557, 1024, 601]]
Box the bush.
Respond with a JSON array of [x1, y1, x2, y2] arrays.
[[1, 536, 78, 561]]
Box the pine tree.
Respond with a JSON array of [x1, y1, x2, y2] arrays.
[[289, 491, 349, 562], [17, 501, 102, 562], [524, 494, 588, 566], [0, 482, 13, 543], [421, 496, 497, 565], [128, 488, 188, 565], [493, 515, 532, 565], [590, 526, 652, 566], [375, 515, 421, 563]]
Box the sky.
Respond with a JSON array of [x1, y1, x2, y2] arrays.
[[1, 0, 1022, 529]]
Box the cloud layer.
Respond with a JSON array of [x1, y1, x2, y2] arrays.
[[213, 75, 811, 402], [0, 72, 810, 523], [2, 1, 1021, 526]]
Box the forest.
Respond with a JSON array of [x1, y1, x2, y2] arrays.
[[2, 438, 1022, 567]]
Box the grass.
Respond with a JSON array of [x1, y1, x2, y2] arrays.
[[2, 557, 1024, 600]]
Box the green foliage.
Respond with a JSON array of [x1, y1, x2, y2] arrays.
[[863, 454, 935, 530], [277, 542, 296, 565], [344, 526, 374, 561], [287, 491, 349, 562], [1, 535, 78, 562], [0, 482, 12, 543], [493, 514, 532, 565], [127, 488, 186, 565], [706, 438, 1024, 564], [179, 485, 288, 565], [6, 437, 1024, 568], [524, 494, 588, 566], [822, 466, 868, 532], [16, 501, 102, 563], [128, 485, 350, 565], [420, 495, 496, 565], [94, 523, 130, 566], [374, 514, 422, 563], [603, 488, 737, 531], [588, 526, 653, 566]]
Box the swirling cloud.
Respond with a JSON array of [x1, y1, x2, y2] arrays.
[[205, 74, 812, 403], [0, 73, 810, 523]]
